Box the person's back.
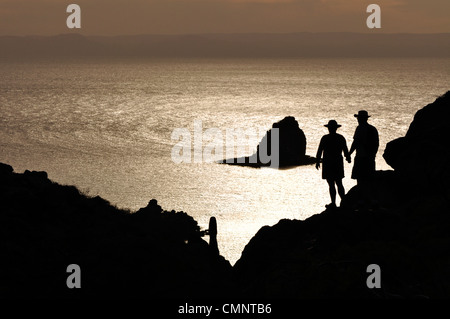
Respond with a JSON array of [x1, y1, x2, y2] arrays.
[[321, 133, 348, 161], [353, 122, 379, 158]]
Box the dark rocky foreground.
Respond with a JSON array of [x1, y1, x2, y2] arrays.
[[1, 91, 449, 299], [0, 164, 232, 298]]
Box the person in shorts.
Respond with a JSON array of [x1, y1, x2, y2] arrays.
[[316, 120, 351, 208]]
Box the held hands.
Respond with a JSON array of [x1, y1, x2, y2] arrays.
[[317, 156, 350, 170]]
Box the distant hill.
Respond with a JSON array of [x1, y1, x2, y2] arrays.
[[1, 32, 449, 59]]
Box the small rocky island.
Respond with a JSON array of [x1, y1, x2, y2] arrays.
[[219, 116, 316, 168]]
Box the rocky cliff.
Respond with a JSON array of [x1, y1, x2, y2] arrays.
[[234, 91, 450, 298], [384, 91, 450, 193]]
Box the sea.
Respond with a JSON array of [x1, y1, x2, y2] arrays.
[[1, 57, 449, 264]]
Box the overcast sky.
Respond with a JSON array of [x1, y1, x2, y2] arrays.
[[0, 0, 449, 36]]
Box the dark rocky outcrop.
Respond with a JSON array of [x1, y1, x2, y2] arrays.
[[220, 116, 316, 168], [384, 91, 450, 193], [0, 166, 232, 299], [234, 193, 450, 298], [234, 91, 450, 298]]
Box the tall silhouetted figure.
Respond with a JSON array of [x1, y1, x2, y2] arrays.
[[316, 120, 351, 208], [349, 110, 379, 185]]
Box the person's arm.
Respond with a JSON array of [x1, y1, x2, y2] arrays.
[[349, 127, 358, 156], [316, 137, 324, 170], [343, 137, 351, 163], [349, 140, 356, 157], [373, 127, 379, 156]]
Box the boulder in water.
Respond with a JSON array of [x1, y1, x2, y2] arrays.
[[220, 116, 316, 168]]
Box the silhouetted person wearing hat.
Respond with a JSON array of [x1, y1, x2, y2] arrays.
[[316, 120, 351, 208], [349, 110, 379, 185]]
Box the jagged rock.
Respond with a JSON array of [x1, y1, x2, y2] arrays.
[[0, 162, 13, 175], [134, 198, 163, 217], [221, 116, 316, 168], [23, 169, 49, 183], [384, 91, 450, 191], [234, 194, 450, 298]]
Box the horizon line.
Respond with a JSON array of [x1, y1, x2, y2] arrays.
[[2, 31, 450, 38]]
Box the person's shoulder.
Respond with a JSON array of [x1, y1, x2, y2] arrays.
[[368, 123, 379, 133], [353, 126, 362, 137]]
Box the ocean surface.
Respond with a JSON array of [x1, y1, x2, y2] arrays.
[[1, 58, 449, 264]]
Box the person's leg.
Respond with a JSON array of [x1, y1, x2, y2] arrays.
[[336, 178, 346, 201], [326, 179, 336, 206]]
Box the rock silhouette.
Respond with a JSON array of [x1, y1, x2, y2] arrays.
[[220, 116, 316, 168], [0, 166, 232, 298], [384, 91, 450, 192], [208, 216, 219, 255], [234, 91, 450, 298]]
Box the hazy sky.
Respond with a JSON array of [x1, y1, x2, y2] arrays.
[[0, 0, 449, 35]]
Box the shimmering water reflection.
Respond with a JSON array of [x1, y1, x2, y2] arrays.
[[1, 58, 449, 264]]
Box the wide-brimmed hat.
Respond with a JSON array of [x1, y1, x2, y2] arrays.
[[324, 120, 341, 128], [354, 110, 371, 118]]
